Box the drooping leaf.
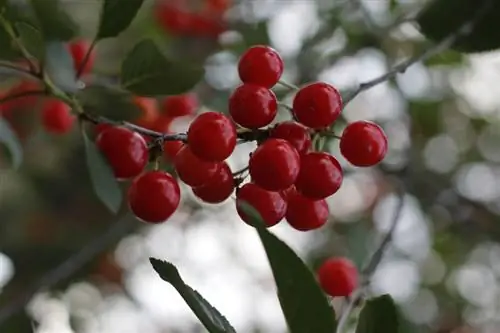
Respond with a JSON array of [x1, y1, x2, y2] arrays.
[[97, 0, 145, 39], [120, 39, 204, 96], [355, 294, 400, 333], [15, 22, 44, 61], [44, 41, 79, 93], [0, 117, 22, 168], [237, 202, 337, 333], [149, 258, 237, 333], [77, 84, 142, 122], [82, 130, 122, 214], [29, 0, 78, 41], [417, 0, 500, 53]]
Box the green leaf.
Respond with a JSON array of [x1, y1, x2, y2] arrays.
[[237, 202, 337, 333], [408, 100, 441, 137], [29, 0, 78, 41], [44, 41, 79, 93], [15, 22, 44, 61], [149, 258, 237, 333], [417, 0, 500, 53], [97, 0, 145, 39], [120, 39, 204, 96], [77, 85, 142, 122], [0, 116, 22, 168], [82, 130, 122, 214], [424, 49, 464, 66], [355, 294, 400, 333]]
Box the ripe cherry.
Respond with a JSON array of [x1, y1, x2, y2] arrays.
[[295, 152, 343, 199], [187, 112, 237, 162], [174, 145, 220, 187], [69, 40, 95, 76], [95, 123, 112, 136], [162, 93, 198, 118], [41, 99, 75, 134], [285, 188, 329, 231], [317, 257, 359, 297], [249, 138, 300, 191], [154, 1, 193, 35], [164, 139, 185, 161], [189, 14, 226, 37], [270, 121, 311, 155], [236, 182, 286, 228], [133, 97, 160, 129], [238, 45, 284, 88], [192, 162, 234, 203], [128, 171, 181, 223], [229, 84, 277, 129], [96, 126, 149, 180], [292, 82, 342, 129], [340, 121, 388, 167], [1, 80, 40, 113], [203, 0, 230, 14]]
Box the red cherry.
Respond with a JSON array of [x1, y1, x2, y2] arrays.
[[238, 45, 284, 88], [236, 182, 286, 227], [229, 84, 277, 129], [203, 0, 230, 14], [162, 93, 198, 118], [1, 81, 41, 113], [96, 126, 149, 179], [187, 112, 237, 162], [189, 14, 226, 37], [174, 145, 220, 187], [192, 162, 234, 203], [270, 121, 311, 155], [295, 152, 343, 199], [164, 139, 185, 161], [317, 257, 359, 297], [154, 1, 193, 35], [249, 138, 300, 191], [128, 171, 181, 223], [69, 40, 95, 76], [95, 123, 112, 136], [285, 188, 329, 231], [340, 121, 388, 167], [133, 96, 160, 129], [292, 82, 342, 129], [41, 99, 75, 134]]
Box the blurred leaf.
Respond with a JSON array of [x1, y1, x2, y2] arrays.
[[424, 49, 464, 66], [238, 202, 337, 333], [78, 85, 142, 121], [96, 0, 145, 39], [0, 116, 22, 168], [82, 130, 122, 214], [29, 0, 78, 41], [389, 0, 398, 13], [239, 21, 270, 47], [417, 0, 500, 53], [120, 39, 204, 96], [44, 41, 79, 93], [0, 26, 19, 60], [356, 294, 400, 333], [408, 100, 441, 137], [15, 22, 44, 61], [149, 258, 237, 333]]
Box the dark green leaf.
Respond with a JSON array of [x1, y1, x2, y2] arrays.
[[0, 26, 19, 60], [0, 116, 22, 168], [15, 22, 44, 61], [240, 21, 271, 47], [408, 100, 441, 137], [97, 0, 145, 39], [44, 41, 79, 93], [417, 0, 500, 53], [82, 130, 122, 213], [29, 0, 78, 41], [149, 258, 237, 333], [120, 39, 204, 96], [389, 0, 398, 13], [356, 294, 400, 333], [237, 202, 337, 333], [77, 84, 142, 122]]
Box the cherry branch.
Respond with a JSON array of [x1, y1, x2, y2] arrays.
[[76, 39, 97, 79]]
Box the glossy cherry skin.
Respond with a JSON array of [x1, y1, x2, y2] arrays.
[[128, 171, 181, 223], [41, 99, 75, 134], [295, 152, 343, 199], [68, 40, 95, 76], [162, 93, 198, 118], [192, 162, 234, 203], [340, 120, 388, 167], [229, 84, 277, 129], [292, 82, 342, 129], [174, 145, 220, 187], [96, 126, 149, 180], [285, 188, 329, 231], [270, 121, 312, 155], [95, 123, 113, 136], [249, 138, 300, 192], [187, 112, 237, 162], [317, 257, 359, 297], [236, 182, 287, 228], [238, 45, 284, 88]]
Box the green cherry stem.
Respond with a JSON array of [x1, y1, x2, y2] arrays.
[[277, 80, 299, 91], [0, 15, 38, 74], [277, 102, 293, 112], [76, 38, 98, 79]]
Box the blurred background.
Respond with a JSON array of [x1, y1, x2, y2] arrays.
[[2, 0, 500, 332]]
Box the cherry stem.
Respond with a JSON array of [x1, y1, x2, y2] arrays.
[[76, 39, 97, 79], [277, 80, 299, 91], [232, 166, 249, 177], [277, 102, 293, 112]]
